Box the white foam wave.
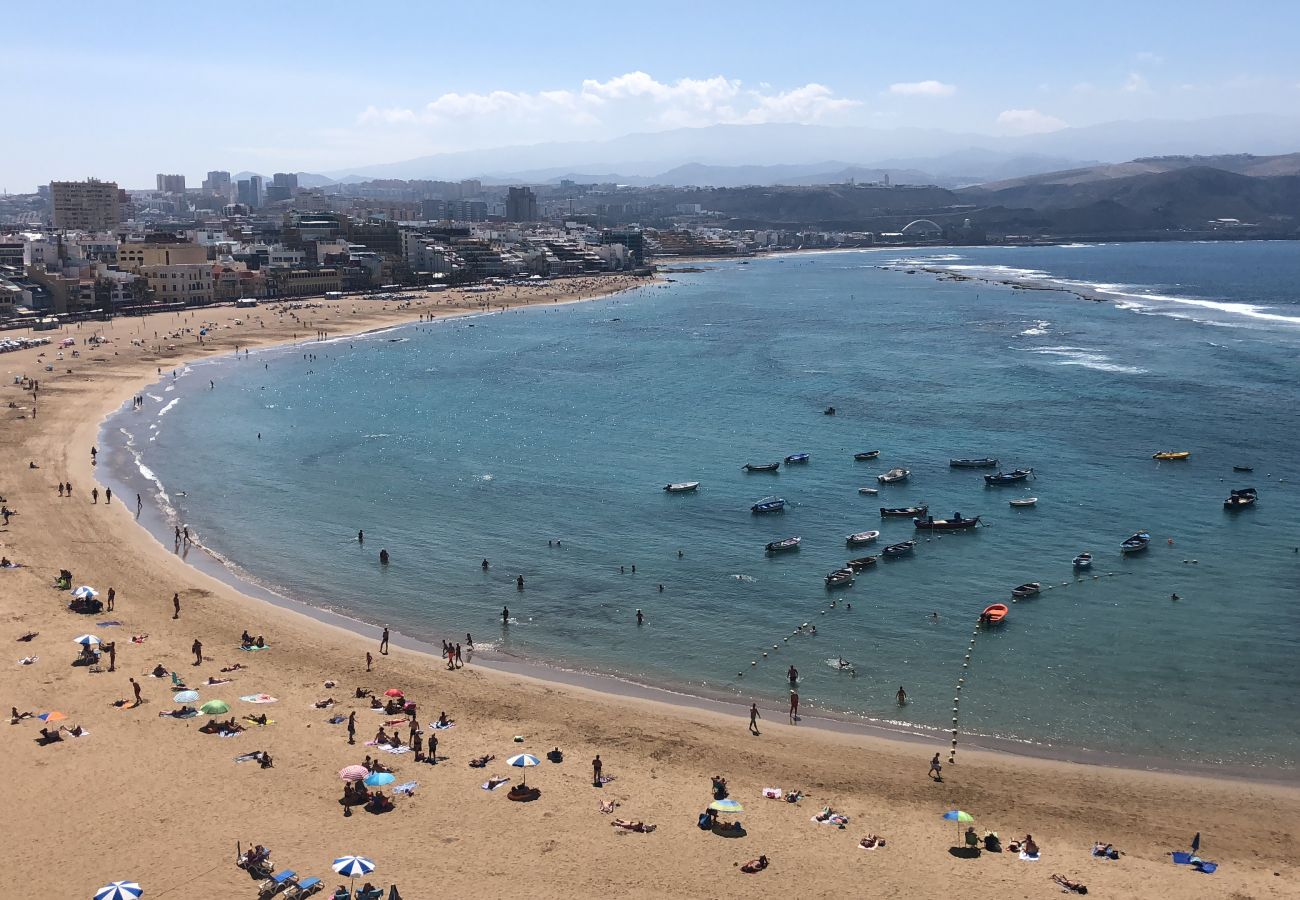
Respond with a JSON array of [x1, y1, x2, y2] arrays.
[[157, 398, 179, 417], [1026, 346, 1148, 375], [1019, 320, 1051, 336]]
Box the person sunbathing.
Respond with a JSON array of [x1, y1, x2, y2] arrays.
[[598, 799, 618, 814], [254, 635, 265, 648], [859, 834, 886, 849], [374, 726, 389, 744], [314, 698, 336, 709], [369, 696, 383, 709], [199, 718, 220, 733], [1022, 835, 1040, 856], [739, 856, 769, 873], [11, 707, 33, 723], [784, 790, 803, 803], [484, 776, 510, 790], [436, 711, 452, 727], [469, 754, 494, 768], [246, 713, 268, 726], [1091, 842, 1119, 859], [814, 808, 839, 822], [37, 727, 63, 743], [1051, 874, 1088, 894], [206, 676, 232, 685], [17, 631, 37, 642], [611, 819, 656, 832], [387, 732, 403, 748], [220, 663, 244, 672], [18, 656, 37, 665], [365, 791, 393, 812], [58, 723, 85, 737], [713, 819, 741, 832], [150, 663, 168, 677]]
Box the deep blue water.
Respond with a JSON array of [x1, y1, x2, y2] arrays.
[[104, 242, 1300, 770]]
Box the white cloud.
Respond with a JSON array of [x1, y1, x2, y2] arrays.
[[888, 80, 956, 98], [995, 108, 1067, 135], [1121, 72, 1151, 94], [359, 72, 857, 132]]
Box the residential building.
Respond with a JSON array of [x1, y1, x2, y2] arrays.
[[237, 176, 263, 209], [268, 267, 342, 297], [51, 179, 121, 230], [203, 171, 232, 196], [117, 242, 207, 272], [506, 187, 538, 222], [156, 174, 186, 193], [139, 262, 214, 305], [602, 229, 645, 266], [271, 173, 299, 192]]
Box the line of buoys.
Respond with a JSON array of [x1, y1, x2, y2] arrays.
[[949, 627, 980, 765]]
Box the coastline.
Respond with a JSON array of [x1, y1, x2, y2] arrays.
[[5, 275, 1299, 898]]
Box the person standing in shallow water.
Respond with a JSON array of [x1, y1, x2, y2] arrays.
[[516, 574, 524, 590], [501, 606, 509, 625]]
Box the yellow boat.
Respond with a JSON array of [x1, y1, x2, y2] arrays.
[[1152, 451, 1191, 461]]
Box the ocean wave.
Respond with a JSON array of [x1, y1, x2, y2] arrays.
[[1019, 320, 1051, 336], [118, 427, 175, 519], [157, 398, 180, 417], [1024, 346, 1148, 375]]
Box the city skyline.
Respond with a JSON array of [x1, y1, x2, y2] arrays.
[[7, 0, 1300, 191]]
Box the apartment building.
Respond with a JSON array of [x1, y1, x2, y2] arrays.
[[50, 179, 121, 230]]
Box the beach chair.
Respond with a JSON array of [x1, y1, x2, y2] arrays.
[[170, 671, 187, 689], [257, 870, 297, 899], [283, 877, 323, 897], [355, 887, 384, 900], [331, 887, 351, 900]]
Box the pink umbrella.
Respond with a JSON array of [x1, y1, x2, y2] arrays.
[[339, 765, 368, 782], [384, 688, 404, 698]]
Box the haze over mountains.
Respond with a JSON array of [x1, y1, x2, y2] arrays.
[[307, 114, 1300, 188]]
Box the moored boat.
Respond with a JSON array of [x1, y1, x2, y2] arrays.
[[751, 496, 786, 514], [984, 468, 1034, 485], [1152, 451, 1191, 461], [664, 481, 699, 493], [1072, 552, 1093, 570], [845, 530, 880, 546], [1224, 487, 1257, 510], [858, 487, 879, 495], [765, 536, 802, 553], [854, 450, 881, 461], [825, 568, 856, 588], [950, 457, 998, 468], [979, 603, 1008, 625], [1011, 582, 1041, 599], [882, 540, 916, 558], [1120, 531, 1151, 554], [881, 505, 927, 518], [877, 467, 910, 484], [1232, 465, 1254, 473], [913, 512, 981, 530], [1009, 497, 1038, 507], [743, 462, 780, 473], [846, 555, 878, 571], [784, 453, 810, 465]]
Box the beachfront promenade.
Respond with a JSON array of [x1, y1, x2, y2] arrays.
[[3, 279, 1298, 899]]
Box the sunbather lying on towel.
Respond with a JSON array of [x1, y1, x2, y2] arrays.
[[159, 706, 197, 718], [1091, 842, 1120, 860], [483, 776, 510, 790], [206, 676, 232, 685], [17, 631, 37, 642], [1051, 874, 1087, 894], [59, 724, 86, 737], [713, 820, 742, 833], [18, 656, 38, 666], [220, 663, 244, 673], [37, 727, 63, 743], [859, 835, 886, 849], [740, 856, 769, 873], [611, 819, 656, 833], [469, 754, 494, 768], [10, 707, 33, 723], [598, 799, 618, 814], [245, 713, 269, 726], [314, 698, 335, 709]]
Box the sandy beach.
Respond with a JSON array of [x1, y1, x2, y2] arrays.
[[3, 276, 1297, 900]]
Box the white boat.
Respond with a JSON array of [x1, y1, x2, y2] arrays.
[[845, 530, 880, 546], [1009, 497, 1038, 507], [858, 487, 879, 495], [664, 481, 700, 493], [877, 467, 910, 484], [824, 568, 856, 588], [1011, 582, 1041, 599], [1072, 552, 1092, 570]]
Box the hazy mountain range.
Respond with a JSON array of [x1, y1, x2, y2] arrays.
[[296, 114, 1300, 187]]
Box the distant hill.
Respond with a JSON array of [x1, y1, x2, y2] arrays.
[[975, 153, 1300, 191]]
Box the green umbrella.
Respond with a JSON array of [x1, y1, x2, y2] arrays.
[[943, 809, 975, 843], [709, 798, 744, 813], [200, 699, 229, 714]]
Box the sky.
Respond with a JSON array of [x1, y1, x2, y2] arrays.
[[5, 0, 1299, 191]]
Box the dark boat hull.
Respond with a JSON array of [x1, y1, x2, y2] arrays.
[[913, 516, 981, 530], [880, 506, 927, 518], [854, 451, 881, 461], [950, 458, 998, 468], [847, 556, 878, 570], [744, 463, 780, 472]]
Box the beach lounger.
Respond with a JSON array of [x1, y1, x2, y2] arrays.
[[257, 869, 296, 898], [283, 876, 323, 897]]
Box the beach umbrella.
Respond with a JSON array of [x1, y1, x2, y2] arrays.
[[363, 772, 395, 787], [72, 586, 98, 599], [339, 765, 368, 782], [173, 690, 199, 703], [38, 711, 67, 722], [332, 856, 375, 892], [708, 798, 744, 813], [1191, 832, 1201, 852], [73, 635, 102, 646], [507, 753, 540, 786], [943, 809, 975, 842], [383, 688, 404, 698], [200, 700, 229, 714], [94, 882, 142, 900]]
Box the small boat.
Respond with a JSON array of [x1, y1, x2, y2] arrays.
[[854, 450, 881, 461], [913, 513, 981, 530], [950, 457, 998, 468], [979, 603, 1008, 625], [751, 496, 786, 514], [823, 406, 836, 416], [1120, 531, 1151, 554], [881, 505, 927, 518], [1152, 451, 1190, 461], [846, 555, 878, 571], [1224, 487, 1257, 510], [1232, 465, 1254, 473], [984, 468, 1034, 485], [784, 453, 810, 465], [858, 486, 879, 495], [1009, 497, 1038, 507], [845, 530, 881, 546], [664, 481, 699, 493], [743, 462, 780, 473], [765, 536, 802, 553], [1011, 582, 1041, 599], [825, 568, 856, 588], [1072, 552, 1093, 570], [882, 540, 916, 558], [877, 467, 910, 484]]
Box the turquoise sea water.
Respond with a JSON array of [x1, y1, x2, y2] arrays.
[[104, 242, 1300, 771]]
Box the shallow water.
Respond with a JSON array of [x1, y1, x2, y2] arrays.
[[103, 242, 1300, 771]]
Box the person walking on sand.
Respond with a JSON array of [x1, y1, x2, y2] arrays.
[[929, 753, 943, 782], [92, 487, 99, 504], [749, 703, 761, 735], [130, 677, 142, 704], [105, 487, 111, 505], [380, 626, 389, 655], [365, 651, 373, 673], [347, 710, 356, 745], [106, 587, 115, 612], [455, 643, 463, 667], [192, 638, 203, 666], [172, 593, 180, 619], [592, 754, 603, 786], [789, 690, 799, 723], [136, 493, 142, 517], [428, 730, 438, 764], [107, 641, 116, 672]]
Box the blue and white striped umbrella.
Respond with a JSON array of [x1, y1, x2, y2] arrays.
[[72, 586, 99, 600], [94, 882, 142, 900], [332, 856, 375, 879], [173, 690, 199, 703], [507, 754, 540, 768], [73, 635, 102, 646]]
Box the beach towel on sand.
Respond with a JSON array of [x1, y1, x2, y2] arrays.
[[234, 753, 260, 763], [428, 721, 455, 730], [1019, 851, 1040, 861], [238, 644, 271, 651], [394, 782, 417, 795], [481, 778, 510, 791], [383, 745, 411, 755], [762, 788, 782, 799], [240, 694, 277, 704]]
